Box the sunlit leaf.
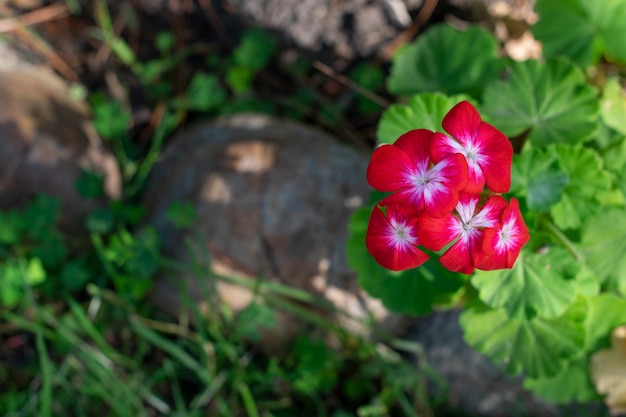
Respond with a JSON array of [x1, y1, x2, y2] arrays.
[[601, 77, 626, 135], [388, 24, 503, 98], [376, 93, 473, 144], [482, 58, 599, 146], [524, 356, 598, 404], [472, 247, 578, 320], [461, 297, 587, 379]]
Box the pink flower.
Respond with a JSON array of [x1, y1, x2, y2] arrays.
[[365, 204, 429, 271], [431, 101, 513, 194], [367, 129, 468, 218], [418, 194, 508, 274], [478, 198, 530, 270]]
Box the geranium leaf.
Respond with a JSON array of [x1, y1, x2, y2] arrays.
[[376, 93, 474, 144], [460, 297, 588, 379], [523, 356, 598, 404], [388, 25, 503, 99], [586, 293, 626, 352], [550, 144, 612, 230], [346, 206, 464, 315], [601, 77, 626, 136], [472, 247, 578, 320], [481, 58, 599, 147], [533, 0, 626, 67], [602, 135, 626, 198], [579, 208, 626, 293], [510, 146, 568, 210]]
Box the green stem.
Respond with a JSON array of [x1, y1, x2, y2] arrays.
[[540, 217, 583, 261]]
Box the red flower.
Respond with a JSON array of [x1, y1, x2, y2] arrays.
[[478, 198, 530, 270], [367, 129, 468, 218], [418, 194, 508, 274], [365, 204, 429, 271], [431, 101, 513, 194]]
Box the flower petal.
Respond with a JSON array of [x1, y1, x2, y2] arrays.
[[439, 236, 476, 274], [366, 204, 429, 271], [474, 122, 513, 193], [421, 153, 468, 217], [418, 213, 461, 251], [393, 129, 434, 163], [367, 144, 414, 192], [479, 198, 530, 270], [441, 101, 482, 146]]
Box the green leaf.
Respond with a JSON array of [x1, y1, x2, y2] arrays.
[[0, 210, 25, 244], [472, 247, 578, 320], [532, 0, 626, 67], [549, 144, 612, 230], [523, 356, 598, 404], [25, 258, 46, 285], [510, 146, 568, 210], [376, 93, 474, 144], [601, 77, 626, 135], [177, 73, 227, 112], [75, 170, 105, 199], [235, 302, 277, 342], [60, 259, 93, 292], [90, 94, 131, 140], [292, 336, 341, 395], [0, 261, 24, 307], [233, 29, 277, 72], [346, 206, 464, 315], [388, 24, 503, 98], [482, 58, 599, 146], [166, 201, 198, 229], [461, 297, 588, 379], [86, 208, 115, 234], [225, 65, 254, 93], [586, 293, 626, 351], [579, 208, 626, 292]]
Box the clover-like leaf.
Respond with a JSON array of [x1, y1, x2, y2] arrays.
[[472, 247, 578, 320], [550, 144, 612, 230], [388, 24, 503, 99], [482, 58, 599, 147], [579, 208, 626, 293], [510, 146, 568, 210], [461, 297, 588, 379], [376, 93, 474, 144], [533, 0, 626, 67], [346, 206, 464, 315]]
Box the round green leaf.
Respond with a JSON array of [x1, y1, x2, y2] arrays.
[[533, 0, 626, 67], [388, 24, 503, 98], [472, 247, 578, 320], [461, 297, 588, 379], [510, 146, 568, 210], [549, 144, 612, 230], [579, 208, 626, 292], [586, 293, 626, 351], [523, 357, 598, 404], [346, 206, 464, 315], [376, 93, 473, 144], [482, 58, 599, 147]]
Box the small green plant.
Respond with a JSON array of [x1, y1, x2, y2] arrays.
[[347, 0, 626, 410]]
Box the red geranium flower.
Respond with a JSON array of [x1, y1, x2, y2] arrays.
[[365, 204, 429, 271], [367, 129, 468, 218], [430, 101, 513, 194], [418, 194, 508, 274], [478, 198, 530, 270]]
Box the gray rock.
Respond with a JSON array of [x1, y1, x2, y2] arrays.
[[411, 309, 571, 417], [143, 113, 407, 351], [0, 67, 121, 235]]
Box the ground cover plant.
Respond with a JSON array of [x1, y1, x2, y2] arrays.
[[347, 0, 626, 411], [2, 0, 626, 416]]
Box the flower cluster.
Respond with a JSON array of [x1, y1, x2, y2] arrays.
[[366, 101, 530, 273]]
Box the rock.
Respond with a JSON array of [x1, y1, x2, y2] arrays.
[[0, 66, 121, 235], [143, 113, 406, 350], [409, 309, 606, 417]]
